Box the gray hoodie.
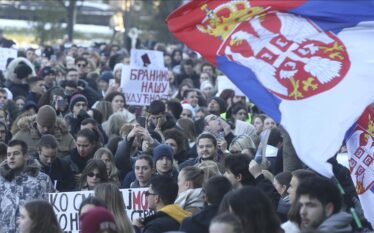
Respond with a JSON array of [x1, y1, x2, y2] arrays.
[[318, 212, 352, 233]]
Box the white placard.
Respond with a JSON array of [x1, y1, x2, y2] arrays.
[[49, 188, 153, 233], [130, 49, 164, 69], [216, 75, 245, 96], [121, 65, 170, 106], [0, 48, 17, 71]]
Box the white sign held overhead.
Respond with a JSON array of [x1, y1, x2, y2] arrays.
[[130, 49, 164, 69], [0, 48, 17, 71], [121, 65, 170, 106]]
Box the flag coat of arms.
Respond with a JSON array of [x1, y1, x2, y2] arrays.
[[346, 106, 374, 226], [167, 0, 374, 177]]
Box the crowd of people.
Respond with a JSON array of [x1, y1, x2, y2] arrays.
[[0, 33, 372, 233]]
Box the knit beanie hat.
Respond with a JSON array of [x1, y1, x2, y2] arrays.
[[152, 144, 174, 162], [39, 66, 56, 78], [200, 80, 214, 91], [100, 71, 114, 83], [80, 207, 117, 233], [182, 103, 195, 118], [36, 105, 56, 128], [69, 94, 88, 111], [14, 62, 32, 79], [210, 97, 226, 114]]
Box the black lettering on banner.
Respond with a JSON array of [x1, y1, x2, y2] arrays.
[[49, 193, 60, 212], [60, 193, 68, 212], [70, 213, 79, 231], [130, 210, 143, 220], [59, 214, 68, 230], [126, 189, 132, 209]]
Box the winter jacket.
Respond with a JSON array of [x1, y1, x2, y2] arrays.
[[277, 195, 291, 223], [140, 204, 191, 233], [318, 212, 353, 233], [0, 159, 54, 233], [115, 137, 159, 182], [179, 204, 219, 233], [12, 114, 75, 157], [254, 174, 281, 208], [77, 79, 101, 108], [5, 79, 29, 99], [64, 148, 92, 174], [34, 154, 76, 192], [115, 137, 136, 181]]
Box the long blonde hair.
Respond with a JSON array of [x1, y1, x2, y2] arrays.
[[94, 183, 134, 233]]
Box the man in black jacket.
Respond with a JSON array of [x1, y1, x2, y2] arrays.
[[35, 134, 75, 191], [180, 176, 232, 233]]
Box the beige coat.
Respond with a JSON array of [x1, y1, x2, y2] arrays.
[[12, 115, 76, 157]]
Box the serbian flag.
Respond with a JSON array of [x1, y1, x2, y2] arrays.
[[167, 0, 374, 177], [346, 105, 374, 226]]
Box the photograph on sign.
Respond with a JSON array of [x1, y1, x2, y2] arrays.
[[130, 49, 165, 69]]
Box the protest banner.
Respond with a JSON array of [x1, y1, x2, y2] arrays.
[[121, 65, 170, 106], [0, 48, 17, 71], [49, 188, 153, 233]]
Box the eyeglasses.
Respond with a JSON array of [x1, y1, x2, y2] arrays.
[[77, 63, 87, 67], [145, 191, 157, 197], [87, 172, 102, 178]]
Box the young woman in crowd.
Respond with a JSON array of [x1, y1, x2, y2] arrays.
[[94, 147, 120, 185], [79, 159, 108, 190], [104, 91, 135, 123], [94, 183, 135, 233], [130, 155, 154, 188], [95, 100, 113, 124], [219, 186, 283, 233], [65, 128, 101, 175], [18, 200, 62, 233], [105, 112, 131, 140], [273, 171, 292, 222], [163, 128, 188, 164], [176, 118, 198, 158]]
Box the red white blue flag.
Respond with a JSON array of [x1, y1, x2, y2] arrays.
[[167, 0, 374, 177], [346, 105, 374, 226]]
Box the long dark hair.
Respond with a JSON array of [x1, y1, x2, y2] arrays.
[[219, 187, 282, 233], [79, 159, 109, 190], [23, 200, 62, 233]]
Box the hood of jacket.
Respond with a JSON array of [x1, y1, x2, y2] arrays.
[[0, 158, 41, 181], [317, 212, 352, 233], [13, 114, 69, 136], [4, 57, 36, 80], [159, 204, 191, 224]]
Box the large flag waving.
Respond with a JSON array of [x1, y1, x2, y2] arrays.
[[346, 105, 374, 226], [167, 0, 374, 177]]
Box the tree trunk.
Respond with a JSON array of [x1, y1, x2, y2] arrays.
[[66, 0, 77, 42]]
